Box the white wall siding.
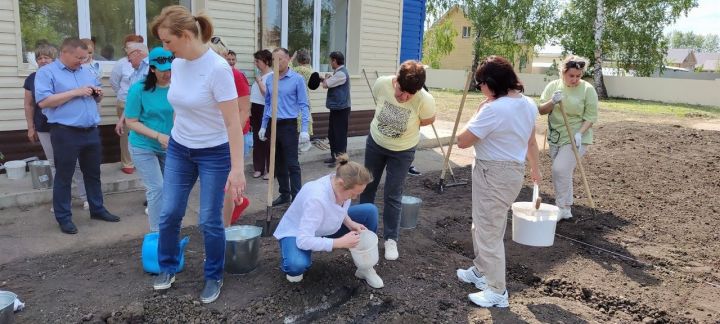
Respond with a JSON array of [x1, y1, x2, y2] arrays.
[[207, 0, 256, 72]]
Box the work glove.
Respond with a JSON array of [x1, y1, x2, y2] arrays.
[[551, 90, 563, 104], [258, 128, 267, 141], [299, 132, 310, 144], [574, 132, 583, 151]]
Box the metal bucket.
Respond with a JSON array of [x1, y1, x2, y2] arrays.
[[224, 225, 262, 274], [0, 291, 16, 324], [28, 160, 53, 189], [400, 196, 422, 229]]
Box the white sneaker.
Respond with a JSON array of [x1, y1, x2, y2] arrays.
[[456, 266, 488, 290], [559, 208, 573, 220], [145, 208, 149, 216], [83, 201, 89, 210], [468, 289, 509, 308], [286, 274, 303, 283], [50, 206, 54, 213], [355, 268, 384, 289], [384, 239, 399, 260]]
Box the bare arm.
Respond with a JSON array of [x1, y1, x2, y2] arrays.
[[538, 100, 554, 115], [456, 127, 478, 149], [526, 126, 541, 183], [578, 120, 593, 134], [219, 99, 247, 204], [24, 90, 37, 142], [238, 94, 251, 131], [419, 115, 436, 126], [257, 75, 268, 96], [125, 118, 170, 148]]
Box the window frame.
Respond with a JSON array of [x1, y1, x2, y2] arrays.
[[271, 0, 349, 72], [462, 26, 471, 38], [14, 0, 191, 74]]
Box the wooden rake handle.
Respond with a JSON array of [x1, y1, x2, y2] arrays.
[[440, 69, 473, 181], [266, 52, 281, 214], [557, 102, 595, 209]]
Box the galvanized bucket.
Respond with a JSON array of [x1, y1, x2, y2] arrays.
[[224, 225, 263, 274], [28, 160, 53, 189], [400, 196, 422, 229]]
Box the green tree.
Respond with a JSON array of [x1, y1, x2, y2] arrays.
[[422, 19, 458, 69], [427, 1, 559, 88], [557, 0, 698, 98], [666, 31, 720, 52]]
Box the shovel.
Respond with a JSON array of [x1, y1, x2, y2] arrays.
[[255, 52, 282, 237]]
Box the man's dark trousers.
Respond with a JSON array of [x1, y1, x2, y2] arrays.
[[50, 125, 107, 225], [272, 119, 302, 198], [328, 107, 350, 158]]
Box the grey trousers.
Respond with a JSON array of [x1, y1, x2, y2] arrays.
[[471, 159, 524, 294], [549, 144, 587, 209]]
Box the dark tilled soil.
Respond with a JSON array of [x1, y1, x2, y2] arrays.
[[3, 121, 720, 323]]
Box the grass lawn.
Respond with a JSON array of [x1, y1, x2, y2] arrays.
[[429, 89, 720, 124]]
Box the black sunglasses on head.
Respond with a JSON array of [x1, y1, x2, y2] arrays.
[[152, 56, 175, 64], [566, 60, 586, 69]]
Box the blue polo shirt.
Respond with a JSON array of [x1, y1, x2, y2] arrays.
[[262, 68, 310, 132], [35, 60, 102, 128]]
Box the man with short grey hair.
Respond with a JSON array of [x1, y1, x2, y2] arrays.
[[35, 37, 120, 234]]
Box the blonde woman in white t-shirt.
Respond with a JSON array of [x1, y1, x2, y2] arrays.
[[149, 5, 248, 304], [454, 55, 542, 308]]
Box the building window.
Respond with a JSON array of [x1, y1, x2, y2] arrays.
[[259, 0, 348, 72], [19, 0, 191, 64], [462, 26, 471, 38]]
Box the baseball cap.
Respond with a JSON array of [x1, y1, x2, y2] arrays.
[[149, 47, 174, 71]]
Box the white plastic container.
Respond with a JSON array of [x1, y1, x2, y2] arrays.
[[511, 201, 560, 247], [349, 230, 379, 269], [3, 160, 27, 180]]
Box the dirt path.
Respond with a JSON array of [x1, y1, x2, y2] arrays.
[[2, 121, 719, 323]]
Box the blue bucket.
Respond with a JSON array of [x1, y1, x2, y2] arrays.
[[142, 232, 190, 274]]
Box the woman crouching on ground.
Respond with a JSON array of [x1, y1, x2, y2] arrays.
[[454, 55, 541, 307], [273, 154, 384, 288]]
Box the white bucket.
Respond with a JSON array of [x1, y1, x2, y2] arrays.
[[3, 160, 27, 180], [349, 230, 379, 269], [511, 202, 559, 247]]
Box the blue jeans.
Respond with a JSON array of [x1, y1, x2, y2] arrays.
[[49, 125, 107, 224], [130, 145, 165, 232], [279, 203, 378, 276], [158, 138, 230, 280], [359, 135, 415, 241]]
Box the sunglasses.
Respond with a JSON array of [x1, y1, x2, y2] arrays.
[[211, 36, 225, 47], [474, 78, 486, 90], [566, 60, 586, 69], [152, 55, 175, 64]]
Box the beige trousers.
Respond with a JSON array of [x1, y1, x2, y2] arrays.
[[549, 144, 587, 209], [471, 159, 525, 294], [116, 101, 133, 168]]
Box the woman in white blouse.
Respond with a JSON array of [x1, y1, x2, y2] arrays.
[[273, 154, 384, 288]]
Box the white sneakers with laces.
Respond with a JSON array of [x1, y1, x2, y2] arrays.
[[456, 266, 488, 290], [559, 207, 573, 220], [355, 268, 384, 288], [384, 239, 399, 260], [468, 289, 509, 308]]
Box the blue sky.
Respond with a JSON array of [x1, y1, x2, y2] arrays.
[[664, 0, 720, 35]]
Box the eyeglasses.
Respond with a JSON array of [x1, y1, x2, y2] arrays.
[[565, 60, 586, 70], [211, 36, 225, 47], [474, 78, 486, 90], [152, 56, 175, 64]]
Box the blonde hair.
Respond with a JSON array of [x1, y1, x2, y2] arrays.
[[561, 55, 588, 74], [35, 44, 58, 59], [334, 154, 373, 190], [150, 5, 213, 43]]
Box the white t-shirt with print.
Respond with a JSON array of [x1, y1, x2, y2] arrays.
[[167, 49, 238, 149], [466, 95, 538, 162]]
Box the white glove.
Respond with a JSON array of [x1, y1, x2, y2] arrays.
[[551, 90, 563, 104], [299, 132, 310, 144], [574, 132, 583, 151], [258, 128, 267, 141]]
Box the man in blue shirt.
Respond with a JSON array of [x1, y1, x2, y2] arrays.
[[258, 48, 310, 206], [35, 37, 120, 234]]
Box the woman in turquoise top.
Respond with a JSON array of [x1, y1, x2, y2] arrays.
[[125, 47, 175, 231], [538, 55, 599, 220]]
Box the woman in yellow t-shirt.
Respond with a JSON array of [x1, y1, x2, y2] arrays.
[[538, 55, 598, 220], [359, 61, 436, 261]]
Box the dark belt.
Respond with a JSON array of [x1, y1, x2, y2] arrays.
[[276, 118, 298, 126], [50, 123, 97, 132]]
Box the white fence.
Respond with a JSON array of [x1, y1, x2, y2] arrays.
[[426, 69, 720, 107]]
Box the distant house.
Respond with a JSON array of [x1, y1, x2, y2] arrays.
[[666, 49, 697, 70], [694, 52, 720, 72], [426, 5, 532, 72]]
